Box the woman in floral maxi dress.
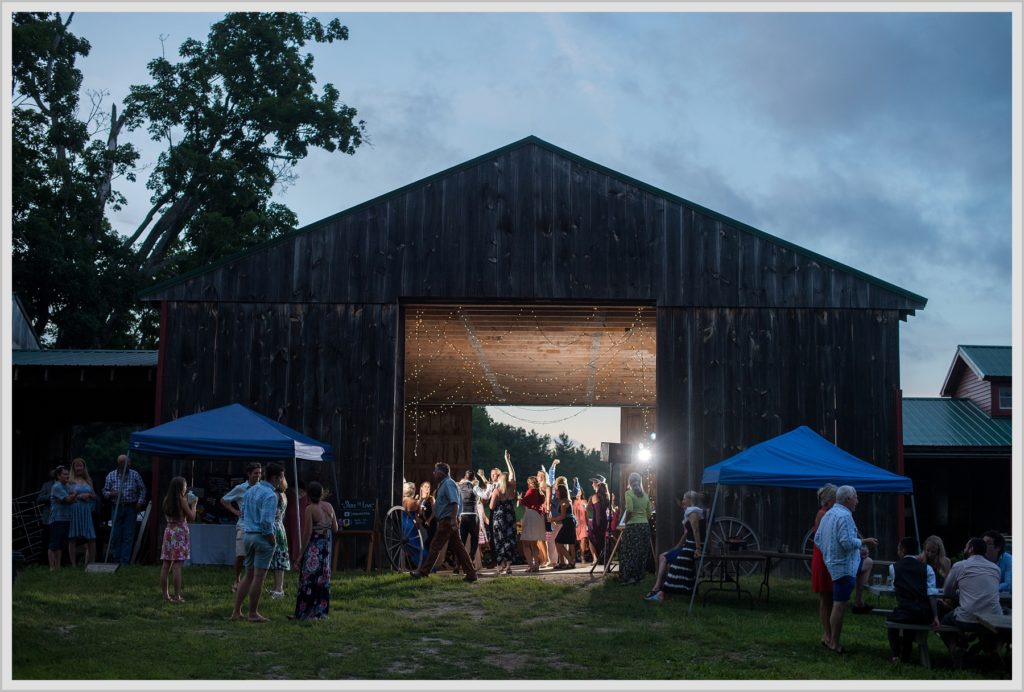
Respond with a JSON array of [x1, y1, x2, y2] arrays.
[[294, 482, 338, 620], [488, 451, 519, 575]]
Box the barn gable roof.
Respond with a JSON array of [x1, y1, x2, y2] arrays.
[[141, 135, 927, 313]]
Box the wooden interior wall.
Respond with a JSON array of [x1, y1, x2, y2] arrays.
[[617, 407, 657, 508], [402, 405, 473, 489], [655, 306, 903, 556]]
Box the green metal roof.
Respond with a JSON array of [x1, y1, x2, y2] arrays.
[[903, 397, 1012, 447], [12, 350, 158, 367], [140, 135, 928, 309], [958, 345, 1012, 379]]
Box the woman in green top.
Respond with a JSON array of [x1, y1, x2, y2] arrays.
[[619, 472, 653, 585]]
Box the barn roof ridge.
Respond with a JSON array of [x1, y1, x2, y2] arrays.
[[140, 134, 927, 307]]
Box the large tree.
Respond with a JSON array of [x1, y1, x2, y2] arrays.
[[12, 12, 365, 347], [12, 12, 140, 346]]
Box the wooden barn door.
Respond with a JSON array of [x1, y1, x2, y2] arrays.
[[403, 405, 473, 489]]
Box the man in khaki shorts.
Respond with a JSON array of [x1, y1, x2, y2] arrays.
[[230, 462, 283, 622], [220, 462, 262, 591]]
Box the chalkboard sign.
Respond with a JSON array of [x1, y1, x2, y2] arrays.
[[338, 499, 376, 531]]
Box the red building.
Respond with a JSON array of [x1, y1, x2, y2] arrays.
[[902, 345, 1012, 551]]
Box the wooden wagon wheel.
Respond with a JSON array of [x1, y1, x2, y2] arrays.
[[708, 516, 762, 577], [801, 526, 816, 574], [382, 505, 426, 571]]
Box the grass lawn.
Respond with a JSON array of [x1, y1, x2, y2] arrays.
[[10, 564, 1010, 681]]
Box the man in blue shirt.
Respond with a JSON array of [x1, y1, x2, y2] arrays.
[[230, 462, 283, 622], [983, 530, 1012, 594], [814, 485, 878, 654], [410, 462, 478, 582], [102, 455, 147, 564]]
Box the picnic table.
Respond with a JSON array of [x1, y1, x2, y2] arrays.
[[698, 552, 767, 608]]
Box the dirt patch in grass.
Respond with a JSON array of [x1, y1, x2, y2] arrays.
[[396, 603, 487, 621]]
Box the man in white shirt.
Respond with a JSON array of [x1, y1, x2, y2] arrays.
[[940, 537, 1002, 668], [220, 463, 262, 592]]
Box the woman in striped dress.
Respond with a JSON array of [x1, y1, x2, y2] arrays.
[[646, 490, 705, 601]]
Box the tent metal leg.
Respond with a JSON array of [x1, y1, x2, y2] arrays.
[[910, 494, 920, 551], [293, 457, 301, 545], [689, 485, 721, 614]]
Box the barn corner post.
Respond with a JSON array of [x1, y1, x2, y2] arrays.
[[148, 298, 169, 563]]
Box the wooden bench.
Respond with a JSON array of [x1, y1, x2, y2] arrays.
[[883, 621, 960, 669]]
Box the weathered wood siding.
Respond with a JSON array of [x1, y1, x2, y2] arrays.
[[655, 307, 904, 557], [149, 143, 921, 314], [146, 138, 924, 557], [954, 366, 992, 415], [160, 302, 401, 505], [403, 405, 473, 488]]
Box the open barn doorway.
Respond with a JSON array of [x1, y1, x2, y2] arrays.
[[400, 303, 657, 495]]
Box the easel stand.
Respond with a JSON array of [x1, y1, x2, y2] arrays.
[[593, 525, 657, 576], [333, 506, 380, 574]]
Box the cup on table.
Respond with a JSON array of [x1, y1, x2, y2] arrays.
[[872, 574, 882, 587]]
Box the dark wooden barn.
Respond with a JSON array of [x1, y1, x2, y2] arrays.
[[141, 136, 926, 558]]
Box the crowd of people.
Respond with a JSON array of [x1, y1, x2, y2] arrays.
[[40, 454, 146, 570], [37, 453, 1012, 667], [399, 451, 637, 581], [810, 482, 1011, 669]]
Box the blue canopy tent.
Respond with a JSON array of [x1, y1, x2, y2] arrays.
[[122, 404, 334, 562], [690, 426, 917, 612]]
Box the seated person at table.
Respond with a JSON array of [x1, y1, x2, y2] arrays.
[[919, 535, 951, 589], [939, 537, 1003, 668], [982, 530, 1011, 594], [851, 544, 875, 614], [885, 537, 940, 665]]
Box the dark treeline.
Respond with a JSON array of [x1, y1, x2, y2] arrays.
[[470, 407, 606, 490]]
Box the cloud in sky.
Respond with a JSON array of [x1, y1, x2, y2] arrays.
[[53, 10, 1015, 441]]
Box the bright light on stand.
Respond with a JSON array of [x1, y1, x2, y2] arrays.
[[636, 443, 652, 462]]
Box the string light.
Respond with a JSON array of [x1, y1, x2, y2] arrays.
[[404, 305, 657, 455]]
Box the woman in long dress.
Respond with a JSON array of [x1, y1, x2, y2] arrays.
[[67, 458, 97, 566], [489, 451, 518, 575], [811, 483, 837, 648], [159, 476, 197, 603], [573, 487, 591, 564], [589, 481, 610, 565], [268, 476, 291, 599], [619, 473, 652, 585], [648, 490, 705, 601], [294, 481, 338, 621]]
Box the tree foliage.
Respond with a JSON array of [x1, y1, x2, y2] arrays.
[[12, 12, 365, 347], [12, 12, 140, 347], [470, 408, 605, 487]]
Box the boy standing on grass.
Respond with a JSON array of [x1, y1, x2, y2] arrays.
[[230, 462, 283, 623], [221, 462, 262, 592]]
